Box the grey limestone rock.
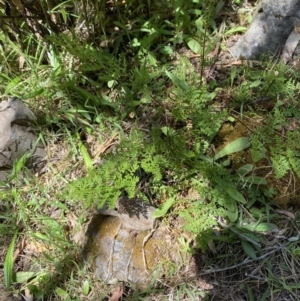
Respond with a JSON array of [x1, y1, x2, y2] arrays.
[[230, 0, 300, 59], [0, 98, 46, 181]]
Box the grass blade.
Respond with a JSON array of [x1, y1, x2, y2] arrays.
[[4, 231, 18, 287]]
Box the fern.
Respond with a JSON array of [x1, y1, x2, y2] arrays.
[[285, 132, 300, 177], [249, 102, 300, 179], [64, 158, 140, 209], [178, 193, 225, 252], [250, 134, 267, 162], [62, 53, 287, 254], [271, 154, 290, 179], [179, 200, 223, 233], [287, 149, 300, 178], [64, 135, 165, 209], [140, 145, 164, 182]]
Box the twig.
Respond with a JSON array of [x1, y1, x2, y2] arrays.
[[126, 248, 134, 279], [245, 273, 266, 281], [142, 228, 156, 272], [203, 21, 225, 79], [198, 246, 283, 276], [218, 219, 261, 247], [230, 114, 256, 134], [94, 132, 119, 158]]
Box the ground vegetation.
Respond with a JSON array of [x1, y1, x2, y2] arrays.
[[1, 0, 300, 300]]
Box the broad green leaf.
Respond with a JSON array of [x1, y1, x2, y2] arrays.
[[187, 9, 202, 16], [223, 196, 237, 212], [23, 88, 45, 98], [226, 186, 246, 203], [165, 70, 190, 91], [224, 26, 247, 35], [4, 231, 18, 287], [230, 66, 237, 87], [152, 197, 176, 218], [241, 240, 257, 259], [222, 158, 231, 167], [235, 230, 261, 243], [107, 80, 116, 88], [217, 181, 247, 204], [222, 197, 238, 222], [15, 272, 36, 283], [186, 38, 201, 54], [83, 280, 90, 295], [288, 236, 300, 242], [249, 80, 261, 88], [51, 201, 69, 211], [237, 164, 253, 176], [215, 137, 250, 160], [78, 139, 93, 171], [199, 154, 215, 164], [195, 17, 204, 33], [55, 287, 68, 297], [232, 175, 267, 185], [227, 206, 238, 222], [243, 176, 267, 185], [243, 222, 276, 232]]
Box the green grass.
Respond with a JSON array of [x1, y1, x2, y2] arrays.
[[0, 0, 300, 300]]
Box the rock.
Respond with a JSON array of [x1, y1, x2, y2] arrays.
[[230, 0, 300, 60], [84, 214, 180, 289], [281, 28, 300, 63], [0, 98, 46, 181], [97, 196, 157, 231], [82, 197, 188, 288]]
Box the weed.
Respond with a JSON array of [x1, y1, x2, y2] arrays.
[[1, 1, 300, 300]]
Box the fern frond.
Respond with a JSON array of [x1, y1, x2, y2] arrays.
[[271, 155, 290, 179]]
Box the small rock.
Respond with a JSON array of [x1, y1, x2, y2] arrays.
[[0, 98, 46, 181], [230, 0, 300, 59]]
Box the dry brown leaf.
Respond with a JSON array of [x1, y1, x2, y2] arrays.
[[108, 286, 123, 301], [18, 56, 25, 71], [71, 228, 87, 246], [93, 132, 119, 158], [275, 209, 295, 219], [66, 212, 79, 229], [13, 238, 26, 263], [49, 208, 61, 219], [26, 241, 51, 255], [24, 287, 33, 301]]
